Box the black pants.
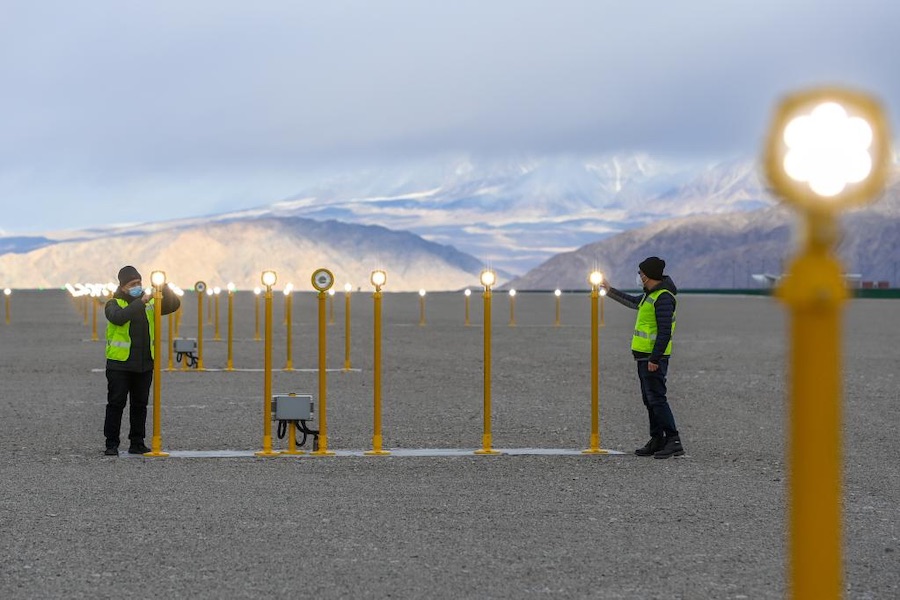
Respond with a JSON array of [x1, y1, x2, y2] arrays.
[[637, 359, 678, 438], [104, 369, 152, 448]]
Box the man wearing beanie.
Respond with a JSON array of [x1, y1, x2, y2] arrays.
[[602, 256, 684, 459], [103, 265, 181, 456]]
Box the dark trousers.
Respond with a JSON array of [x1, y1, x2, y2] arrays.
[[637, 359, 678, 438], [104, 369, 152, 448]]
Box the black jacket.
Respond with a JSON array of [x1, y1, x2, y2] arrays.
[[606, 276, 678, 363], [105, 285, 181, 372]]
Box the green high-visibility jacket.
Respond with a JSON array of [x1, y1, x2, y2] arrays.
[[631, 289, 676, 355], [106, 298, 155, 361]]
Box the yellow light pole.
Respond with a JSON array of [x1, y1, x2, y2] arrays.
[[763, 87, 891, 600], [366, 270, 390, 456], [226, 282, 236, 371], [256, 270, 279, 457], [253, 287, 262, 341], [312, 268, 336, 456], [508, 289, 516, 327], [3, 288, 9, 324], [283, 283, 294, 370], [194, 281, 207, 370], [328, 288, 335, 325], [583, 271, 608, 455], [464, 288, 471, 326], [212, 286, 221, 340], [554, 289, 562, 327], [145, 271, 169, 457], [90, 292, 100, 341], [475, 269, 501, 455], [343, 283, 352, 370], [418, 289, 427, 326]]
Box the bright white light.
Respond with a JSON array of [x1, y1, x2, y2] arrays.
[[261, 270, 277, 288], [480, 270, 496, 288], [283, 283, 294, 296], [254, 287, 262, 295], [344, 283, 352, 293], [782, 102, 875, 197], [464, 288, 471, 297], [213, 286, 221, 295], [554, 289, 561, 297], [370, 270, 387, 288], [150, 271, 166, 286], [328, 288, 335, 297], [227, 282, 236, 293], [599, 288, 608, 297], [589, 271, 604, 286], [509, 289, 516, 297], [418, 289, 426, 297]]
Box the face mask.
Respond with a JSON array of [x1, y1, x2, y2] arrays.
[[128, 286, 143, 298]]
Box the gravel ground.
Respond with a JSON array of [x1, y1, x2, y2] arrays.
[[0, 289, 897, 599]]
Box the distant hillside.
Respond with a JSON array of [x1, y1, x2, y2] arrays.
[[506, 179, 900, 290], [0, 217, 490, 291]]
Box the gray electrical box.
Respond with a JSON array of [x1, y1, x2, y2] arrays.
[[173, 338, 197, 353], [272, 394, 315, 421]]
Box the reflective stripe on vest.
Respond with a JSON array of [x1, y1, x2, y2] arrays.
[[106, 298, 155, 361], [631, 289, 675, 355]]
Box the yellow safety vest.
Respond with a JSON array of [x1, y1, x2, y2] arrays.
[[106, 298, 155, 361], [631, 289, 675, 355]]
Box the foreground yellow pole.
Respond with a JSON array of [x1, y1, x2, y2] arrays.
[[145, 271, 169, 457], [313, 269, 336, 456], [226, 283, 235, 371], [584, 272, 607, 455], [366, 270, 389, 455], [475, 270, 500, 455], [763, 87, 891, 600], [256, 270, 279, 457]]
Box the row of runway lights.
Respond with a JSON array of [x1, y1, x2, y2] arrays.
[[66, 280, 600, 372], [67, 268, 611, 457]]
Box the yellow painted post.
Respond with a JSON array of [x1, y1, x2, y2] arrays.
[[583, 283, 607, 455], [418, 290, 426, 326], [508, 290, 516, 327], [256, 271, 278, 457], [778, 220, 845, 599], [91, 296, 99, 341], [464, 289, 471, 326], [146, 272, 169, 457], [284, 290, 293, 370], [475, 271, 500, 455], [166, 312, 174, 371], [554, 290, 561, 327], [313, 290, 335, 455], [226, 286, 234, 371], [366, 271, 389, 456], [196, 289, 205, 370], [344, 285, 352, 370]]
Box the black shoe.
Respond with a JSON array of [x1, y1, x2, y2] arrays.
[[104, 447, 118, 456], [635, 436, 665, 456], [653, 435, 685, 459], [128, 443, 152, 454]]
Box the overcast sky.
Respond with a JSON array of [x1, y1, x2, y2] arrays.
[[2, 0, 899, 235]]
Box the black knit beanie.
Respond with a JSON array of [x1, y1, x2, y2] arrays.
[[639, 257, 665, 280], [117, 265, 142, 287]]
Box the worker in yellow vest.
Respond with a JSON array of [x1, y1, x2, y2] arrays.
[[103, 265, 180, 456], [603, 257, 684, 459]]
